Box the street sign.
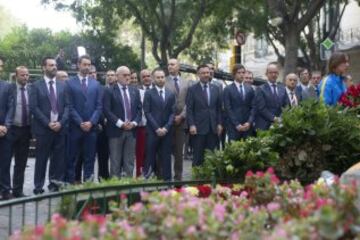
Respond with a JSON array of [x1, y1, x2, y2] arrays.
[[235, 31, 246, 46], [321, 38, 335, 50]]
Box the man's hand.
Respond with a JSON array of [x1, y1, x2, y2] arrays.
[[174, 115, 183, 125], [217, 124, 223, 136], [156, 128, 164, 137], [0, 126, 7, 137], [52, 122, 62, 132], [189, 125, 197, 135], [123, 121, 135, 131], [238, 122, 250, 132], [80, 122, 93, 132]]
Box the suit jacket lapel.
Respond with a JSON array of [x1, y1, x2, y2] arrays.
[[40, 79, 53, 106]]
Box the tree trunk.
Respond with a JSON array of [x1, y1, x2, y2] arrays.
[[140, 30, 146, 69], [283, 27, 299, 78]]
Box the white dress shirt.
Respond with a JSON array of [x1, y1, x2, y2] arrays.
[[116, 84, 137, 128]]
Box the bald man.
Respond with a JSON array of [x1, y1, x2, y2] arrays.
[[103, 66, 142, 178], [56, 71, 69, 81], [254, 63, 287, 130], [165, 58, 193, 180], [284, 73, 302, 107]]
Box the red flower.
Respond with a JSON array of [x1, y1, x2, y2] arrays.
[[245, 170, 254, 178], [266, 167, 275, 174], [270, 175, 280, 184], [197, 185, 212, 198]]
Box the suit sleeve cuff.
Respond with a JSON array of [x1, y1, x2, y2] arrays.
[[131, 121, 138, 127], [116, 119, 124, 128]]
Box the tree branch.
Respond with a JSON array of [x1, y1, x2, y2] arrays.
[[328, 2, 347, 39], [124, 0, 158, 41], [151, 39, 161, 64], [298, 0, 325, 31], [172, 0, 206, 57]]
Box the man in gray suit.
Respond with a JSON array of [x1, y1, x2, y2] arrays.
[[296, 68, 317, 101], [165, 59, 193, 181]]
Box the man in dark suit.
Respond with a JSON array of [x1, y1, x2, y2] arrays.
[[143, 68, 176, 181], [255, 63, 288, 131], [186, 64, 223, 166], [65, 55, 103, 183], [7, 66, 32, 198], [103, 66, 142, 178], [0, 77, 14, 200], [223, 64, 256, 141], [285, 73, 302, 107], [30, 57, 69, 194]]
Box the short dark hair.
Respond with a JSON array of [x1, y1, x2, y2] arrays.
[[298, 67, 309, 76], [78, 54, 91, 64], [328, 52, 349, 74], [152, 67, 165, 75], [42, 57, 55, 67], [197, 64, 209, 72], [231, 64, 245, 76]]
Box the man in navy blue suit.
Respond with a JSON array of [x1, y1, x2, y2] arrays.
[[65, 55, 103, 183], [103, 66, 142, 178], [255, 63, 287, 131], [186, 64, 223, 166], [143, 68, 176, 180], [30, 57, 69, 194], [223, 64, 256, 141], [7, 66, 32, 198], [0, 71, 14, 200]]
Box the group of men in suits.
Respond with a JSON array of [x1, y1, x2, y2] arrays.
[[0, 55, 320, 199]]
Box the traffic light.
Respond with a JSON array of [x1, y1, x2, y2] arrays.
[[229, 45, 241, 72]]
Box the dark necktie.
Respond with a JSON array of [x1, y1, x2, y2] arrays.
[[122, 87, 132, 121], [159, 90, 165, 104], [146, 86, 150, 91], [49, 81, 58, 113], [174, 77, 180, 94], [20, 87, 27, 126], [271, 83, 279, 103], [239, 84, 244, 101], [290, 91, 297, 106], [203, 84, 209, 106], [81, 78, 87, 93]]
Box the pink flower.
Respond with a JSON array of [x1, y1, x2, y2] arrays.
[[267, 202, 280, 212], [267, 167, 275, 174], [270, 175, 280, 184], [213, 204, 226, 222], [245, 170, 254, 177], [34, 225, 45, 236], [316, 198, 329, 209], [131, 202, 144, 213], [256, 171, 265, 177], [185, 226, 196, 235]]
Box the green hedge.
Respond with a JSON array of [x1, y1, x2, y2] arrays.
[[194, 100, 360, 183]]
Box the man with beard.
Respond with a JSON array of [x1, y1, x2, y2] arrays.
[[30, 57, 69, 194], [6, 66, 32, 198], [186, 64, 222, 166], [65, 55, 103, 183], [143, 68, 176, 180]]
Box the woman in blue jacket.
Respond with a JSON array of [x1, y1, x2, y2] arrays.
[[320, 52, 350, 106]]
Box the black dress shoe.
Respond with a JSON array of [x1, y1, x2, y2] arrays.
[[48, 183, 59, 192], [33, 189, 44, 195], [13, 192, 28, 198], [1, 192, 13, 200]]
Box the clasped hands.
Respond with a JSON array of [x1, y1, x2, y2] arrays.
[[48, 122, 62, 132], [0, 126, 8, 137], [236, 122, 250, 132], [156, 127, 168, 137]]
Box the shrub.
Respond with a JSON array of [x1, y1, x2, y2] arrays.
[[193, 136, 279, 180]]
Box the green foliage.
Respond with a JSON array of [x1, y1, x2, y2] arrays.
[[264, 100, 360, 183], [193, 137, 279, 180], [195, 100, 360, 183], [0, 26, 140, 76]]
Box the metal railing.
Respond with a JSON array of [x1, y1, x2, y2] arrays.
[[0, 179, 239, 237]]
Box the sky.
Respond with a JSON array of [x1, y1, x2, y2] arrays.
[[0, 0, 80, 32]]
